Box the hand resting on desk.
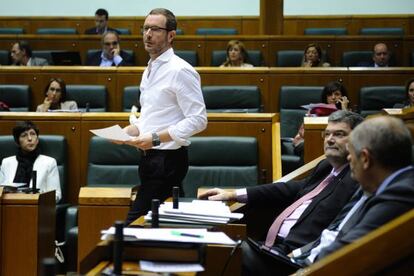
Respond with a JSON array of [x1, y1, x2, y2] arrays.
[[198, 188, 237, 201]]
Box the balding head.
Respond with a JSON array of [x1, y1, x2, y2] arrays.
[[373, 43, 390, 67]]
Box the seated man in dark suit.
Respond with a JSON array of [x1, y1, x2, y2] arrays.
[[86, 31, 134, 66], [10, 41, 49, 66], [199, 110, 364, 275], [358, 42, 391, 67], [261, 116, 414, 275], [84, 8, 120, 35]]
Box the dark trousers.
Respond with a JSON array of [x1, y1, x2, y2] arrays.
[[125, 147, 188, 225]]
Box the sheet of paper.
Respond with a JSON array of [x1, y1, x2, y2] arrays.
[[140, 260, 204, 273], [89, 124, 132, 141], [101, 227, 236, 245]]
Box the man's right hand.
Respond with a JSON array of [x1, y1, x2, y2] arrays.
[[198, 188, 237, 201]]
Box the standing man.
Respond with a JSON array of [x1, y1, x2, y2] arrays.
[[10, 41, 49, 66], [120, 8, 207, 225], [85, 8, 119, 35], [86, 31, 134, 66], [199, 111, 363, 275]]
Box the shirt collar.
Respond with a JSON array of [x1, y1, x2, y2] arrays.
[[375, 165, 414, 195], [331, 163, 348, 177], [147, 48, 174, 66], [100, 51, 112, 62]]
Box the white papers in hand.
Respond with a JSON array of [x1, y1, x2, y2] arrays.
[[101, 227, 236, 245], [140, 260, 204, 273], [89, 125, 132, 141]]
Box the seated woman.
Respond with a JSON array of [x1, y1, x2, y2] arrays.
[[395, 78, 414, 108], [293, 81, 349, 156], [301, 43, 330, 67], [220, 40, 253, 68], [0, 121, 61, 202], [36, 78, 78, 112]]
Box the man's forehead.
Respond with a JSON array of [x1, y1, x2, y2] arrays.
[[145, 14, 166, 25], [104, 34, 117, 42], [325, 121, 351, 131]]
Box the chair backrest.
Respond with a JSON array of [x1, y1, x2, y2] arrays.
[[175, 50, 198, 66], [0, 27, 24, 34], [66, 85, 107, 112], [0, 84, 31, 111], [196, 28, 238, 35], [182, 136, 258, 197], [304, 28, 348, 35], [211, 50, 262, 66], [279, 86, 324, 137], [202, 85, 262, 113], [359, 86, 406, 117], [87, 136, 141, 187], [115, 28, 131, 35], [0, 135, 67, 202], [122, 86, 141, 112], [175, 28, 184, 35], [32, 50, 55, 65], [341, 51, 373, 67], [276, 50, 329, 67], [0, 50, 10, 65], [36, 28, 77, 35], [359, 27, 404, 36]]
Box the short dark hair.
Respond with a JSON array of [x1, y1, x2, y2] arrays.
[[95, 8, 109, 20], [328, 110, 364, 130], [321, 81, 348, 103], [16, 41, 32, 57], [13, 121, 39, 145], [44, 78, 67, 102], [148, 8, 177, 31], [101, 30, 120, 44]]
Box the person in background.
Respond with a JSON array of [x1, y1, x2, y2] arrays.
[[36, 78, 78, 112], [0, 121, 61, 202], [301, 43, 330, 67], [86, 30, 134, 66], [292, 81, 349, 160], [358, 43, 391, 67], [84, 8, 120, 35], [10, 41, 49, 66], [394, 78, 414, 108], [220, 40, 253, 68]]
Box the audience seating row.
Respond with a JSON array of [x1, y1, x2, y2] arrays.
[[303, 27, 404, 36]]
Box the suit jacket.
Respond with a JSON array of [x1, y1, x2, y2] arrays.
[[27, 57, 49, 66], [84, 26, 120, 35], [246, 159, 359, 253], [317, 167, 414, 259], [0, 154, 62, 202], [86, 50, 134, 66]]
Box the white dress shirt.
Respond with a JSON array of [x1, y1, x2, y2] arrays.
[[135, 48, 207, 149]]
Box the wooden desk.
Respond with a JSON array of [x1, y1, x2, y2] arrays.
[[77, 187, 134, 269], [0, 191, 55, 276]]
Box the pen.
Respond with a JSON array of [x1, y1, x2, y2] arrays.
[[171, 230, 204, 238]]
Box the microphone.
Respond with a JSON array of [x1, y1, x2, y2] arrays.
[[85, 102, 90, 112], [151, 199, 159, 228], [173, 186, 179, 209], [112, 221, 124, 276], [31, 170, 39, 193]]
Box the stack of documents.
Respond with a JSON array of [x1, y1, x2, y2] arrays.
[[101, 227, 236, 245], [144, 200, 244, 225]]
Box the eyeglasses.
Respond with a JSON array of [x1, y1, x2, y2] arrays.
[[322, 130, 349, 139], [104, 41, 119, 46], [142, 25, 170, 34]]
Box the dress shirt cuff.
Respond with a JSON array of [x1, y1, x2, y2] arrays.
[[113, 55, 123, 66], [291, 248, 302, 258], [235, 188, 248, 203], [167, 126, 191, 146]]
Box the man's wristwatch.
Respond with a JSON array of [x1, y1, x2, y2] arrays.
[[152, 133, 161, 147]]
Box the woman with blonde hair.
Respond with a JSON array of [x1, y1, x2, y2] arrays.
[[220, 40, 253, 68]]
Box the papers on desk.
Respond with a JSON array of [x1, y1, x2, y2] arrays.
[[144, 200, 244, 225], [140, 260, 204, 273], [89, 124, 133, 141], [101, 227, 236, 245]]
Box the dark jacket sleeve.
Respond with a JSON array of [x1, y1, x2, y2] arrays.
[[317, 176, 414, 260], [118, 51, 135, 66]]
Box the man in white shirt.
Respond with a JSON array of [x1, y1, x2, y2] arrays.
[[120, 8, 207, 225]]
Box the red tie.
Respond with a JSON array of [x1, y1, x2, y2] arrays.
[[264, 173, 335, 248]]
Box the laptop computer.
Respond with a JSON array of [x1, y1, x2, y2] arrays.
[[51, 51, 82, 65]]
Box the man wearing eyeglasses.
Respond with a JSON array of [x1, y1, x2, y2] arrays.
[[118, 8, 207, 225], [86, 30, 134, 66], [199, 110, 363, 274]]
